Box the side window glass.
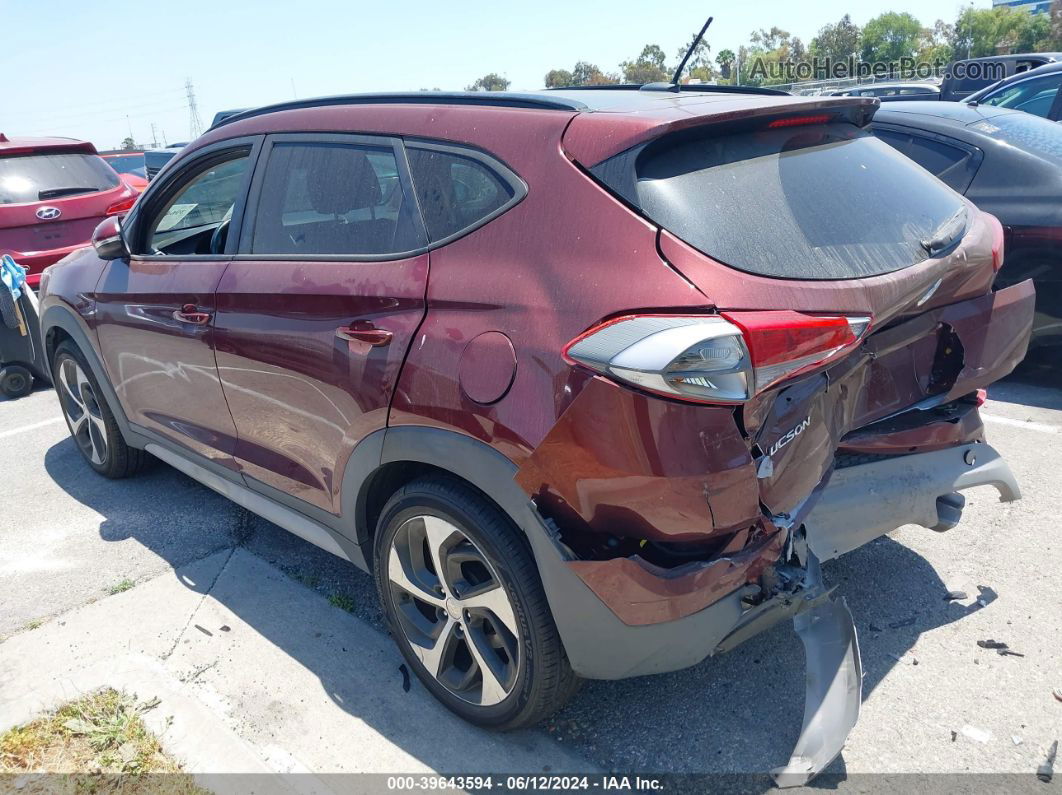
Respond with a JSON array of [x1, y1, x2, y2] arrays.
[[983, 75, 1061, 118], [874, 129, 977, 193], [250, 142, 423, 256], [872, 129, 913, 156], [406, 147, 516, 242], [146, 152, 249, 255]]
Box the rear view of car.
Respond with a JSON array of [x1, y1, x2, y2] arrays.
[[99, 150, 148, 192], [0, 135, 137, 286], [38, 87, 1035, 786]]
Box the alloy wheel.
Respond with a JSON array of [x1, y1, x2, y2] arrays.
[[386, 515, 521, 706], [58, 358, 109, 466]]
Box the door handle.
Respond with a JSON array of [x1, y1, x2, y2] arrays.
[[173, 304, 212, 325], [336, 321, 392, 347]]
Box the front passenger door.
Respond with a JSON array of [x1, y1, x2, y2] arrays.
[[95, 139, 259, 470]]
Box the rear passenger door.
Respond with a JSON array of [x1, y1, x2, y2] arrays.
[[212, 134, 429, 514]]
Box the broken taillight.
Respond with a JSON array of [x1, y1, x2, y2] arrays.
[[564, 311, 872, 404]]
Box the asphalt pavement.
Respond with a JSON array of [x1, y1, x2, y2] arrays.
[[1, 352, 1060, 789]]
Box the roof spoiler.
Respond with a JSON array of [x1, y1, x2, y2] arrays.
[[0, 138, 96, 157], [547, 82, 790, 97]]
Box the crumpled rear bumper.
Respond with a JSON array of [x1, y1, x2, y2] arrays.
[[804, 441, 1020, 561]]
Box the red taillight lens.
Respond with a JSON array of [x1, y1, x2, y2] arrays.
[[565, 311, 872, 404], [720, 311, 854, 366], [106, 196, 136, 216]]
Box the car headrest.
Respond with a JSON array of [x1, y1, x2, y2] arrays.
[[305, 146, 381, 216]]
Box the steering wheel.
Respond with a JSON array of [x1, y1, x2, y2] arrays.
[[210, 219, 230, 255]]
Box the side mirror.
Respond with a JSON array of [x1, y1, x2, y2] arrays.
[[92, 217, 128, 260]]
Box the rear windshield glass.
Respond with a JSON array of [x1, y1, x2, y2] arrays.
[[103, 154, 146, 178], [968, 113, 1062, 163], [632, 123, 966, 280], [0, 153, 120, 204]]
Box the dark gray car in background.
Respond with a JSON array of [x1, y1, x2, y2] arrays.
[[964, 60, 1062, 121], [871, 101, 1062, 346]]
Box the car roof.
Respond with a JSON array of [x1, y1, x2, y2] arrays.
[[871, 102, 1062, 162], [0, 135, 96, 156], [870, 101, 1019, 126], [197, 86, 875, 167], [951, 52, 1062, 64], [210, 84, 796, 129], [840, 83, 938, 91]]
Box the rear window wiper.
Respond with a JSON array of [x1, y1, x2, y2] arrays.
[[37, 186, 98, 200], [920, 207, 968, 256]]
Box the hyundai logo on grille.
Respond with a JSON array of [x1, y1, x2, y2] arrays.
[[36, 206, 62, 220]]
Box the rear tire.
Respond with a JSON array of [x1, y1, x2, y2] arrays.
[[0, 365, 33, 399], [374, 475, 579, 729], [52, 340, 146, 478], [0, 286, 19, 329]]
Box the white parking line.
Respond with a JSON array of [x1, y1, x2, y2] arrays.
[[0, 416, 65, 440], [982, 412, 1059, 435]]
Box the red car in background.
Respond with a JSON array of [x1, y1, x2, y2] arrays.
[[0, 134, 137, 287], [99, 150, 148, 192]]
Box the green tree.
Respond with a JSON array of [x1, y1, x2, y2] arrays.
[[918, 20, 954, 69], [120, 136, 137, 150], [952, 6, 1052, 58], [861, 11, 923, 64], [674, 35, 712, 82], [713, 49, 739, 82], [544, 69, 573, 88], [620, 44, 669, 83], [465, 73, 510, 92], [543, 61, 617, 87], [743, 28, 807, 85], [571, 61, 618, 85], [810, 14, 861, 62], [715, 47, 736, 81]]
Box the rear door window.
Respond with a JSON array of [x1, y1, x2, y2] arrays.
[[0, 153, 119, 204], [610, 123, 967, 280], [249, 141, 423, 256], [406, 146, 519, 242]]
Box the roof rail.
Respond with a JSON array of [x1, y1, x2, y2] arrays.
[[211, 92, 588, 130], [547, 83, 789, 97]]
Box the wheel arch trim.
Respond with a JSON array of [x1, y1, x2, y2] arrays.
[[356, 425, 749, 679], [40, 304, 146, 448]]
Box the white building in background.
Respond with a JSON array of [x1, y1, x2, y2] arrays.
[[992, 0, 1051, 14]]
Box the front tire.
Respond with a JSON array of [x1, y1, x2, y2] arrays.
[[52, 341, 145, 479], [374, 475, 579, 729]]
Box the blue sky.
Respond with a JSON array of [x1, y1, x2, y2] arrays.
[[3, 0, 987, 149]]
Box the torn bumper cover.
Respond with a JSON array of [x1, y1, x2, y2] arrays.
[[773, 589, 862, 788], [804, 441, 1020, 561]]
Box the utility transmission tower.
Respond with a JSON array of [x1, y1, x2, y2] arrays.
[[150, 123, 159, 149], [185, 79, 203, 139]]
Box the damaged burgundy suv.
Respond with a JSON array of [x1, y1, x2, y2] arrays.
[[38, 86, 1033, 784]]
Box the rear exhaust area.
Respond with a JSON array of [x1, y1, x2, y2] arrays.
[[804, 443, 1020, 562]]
